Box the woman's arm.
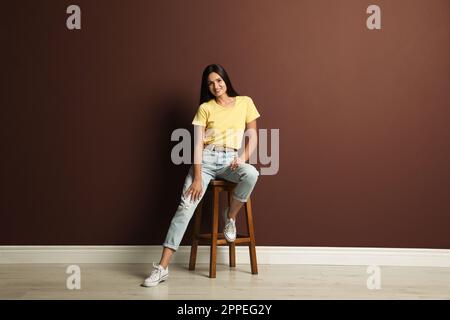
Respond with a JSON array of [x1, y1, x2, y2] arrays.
[[231, 120, 258, 170], [242, 119, 258, 162], [193, 125, 205, 180], [184, 125, 205, 202]]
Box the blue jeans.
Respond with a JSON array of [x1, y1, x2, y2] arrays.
[[163, 148, 259, 251]]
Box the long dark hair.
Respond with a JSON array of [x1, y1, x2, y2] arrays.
[[199, 64, 239, 105]]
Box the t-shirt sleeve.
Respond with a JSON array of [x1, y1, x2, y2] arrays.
[[192, 104, 208, 126], [245, 97, 261, 123]]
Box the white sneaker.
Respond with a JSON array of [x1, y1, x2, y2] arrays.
[[142, 263, 169, 287], [224, 217, 237, 242]]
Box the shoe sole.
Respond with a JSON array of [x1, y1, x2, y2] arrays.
[[142, 274, 169, 287]]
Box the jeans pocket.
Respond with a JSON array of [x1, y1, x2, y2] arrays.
[[202, 149, 216, 165]]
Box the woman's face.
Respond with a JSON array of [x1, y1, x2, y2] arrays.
[[207, 72, 227, 98]]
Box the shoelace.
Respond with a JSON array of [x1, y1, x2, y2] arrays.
[[149, 263, 162, 281], [225, 219, 236, 233]]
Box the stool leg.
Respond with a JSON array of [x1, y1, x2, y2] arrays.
[[228, 190, 236, 268], [189, 199, 203, 271], [209, 189, 219, 278], [245, 198, 258, 275]]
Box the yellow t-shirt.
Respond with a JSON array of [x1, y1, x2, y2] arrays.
[[192, 95, 261, 150]]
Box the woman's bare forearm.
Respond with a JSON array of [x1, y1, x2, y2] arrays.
[[193, 126, 204, 181], [242, 129, 258, 162], [193, 142, 203, 181], [193, 162, 202, 182]]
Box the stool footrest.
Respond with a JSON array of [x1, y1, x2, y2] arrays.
[[196, 233, 251, 245], [196, 233, 249, 239]]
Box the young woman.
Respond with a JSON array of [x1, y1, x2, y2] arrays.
[[143, 64, 261, 287]]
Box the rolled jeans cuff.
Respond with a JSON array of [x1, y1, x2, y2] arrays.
[[232, 194, 248, 203], [162, 243, 178, 251]]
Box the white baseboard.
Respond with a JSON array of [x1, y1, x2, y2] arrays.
[[0, 246, 449, 267]]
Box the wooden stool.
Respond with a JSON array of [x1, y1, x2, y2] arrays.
[[188, 179, 258, 278]]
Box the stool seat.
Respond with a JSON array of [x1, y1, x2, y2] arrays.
[[189, 179, 258, 278], [209, 180, 237, 186]]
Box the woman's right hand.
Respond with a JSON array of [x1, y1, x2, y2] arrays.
[[184, 178, 203, 202]]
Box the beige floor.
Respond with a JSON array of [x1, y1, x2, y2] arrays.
[[0, 263, 449, 300]]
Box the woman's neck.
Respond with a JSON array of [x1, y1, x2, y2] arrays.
[[216, 95, 235, 107]]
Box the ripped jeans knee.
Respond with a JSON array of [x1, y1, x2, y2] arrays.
[[178, 194, 201, 210]]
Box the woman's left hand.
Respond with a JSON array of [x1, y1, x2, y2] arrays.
[[230, 156, 245, 171]]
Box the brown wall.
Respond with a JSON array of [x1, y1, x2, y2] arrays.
[[2, 0, 450, 248]]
